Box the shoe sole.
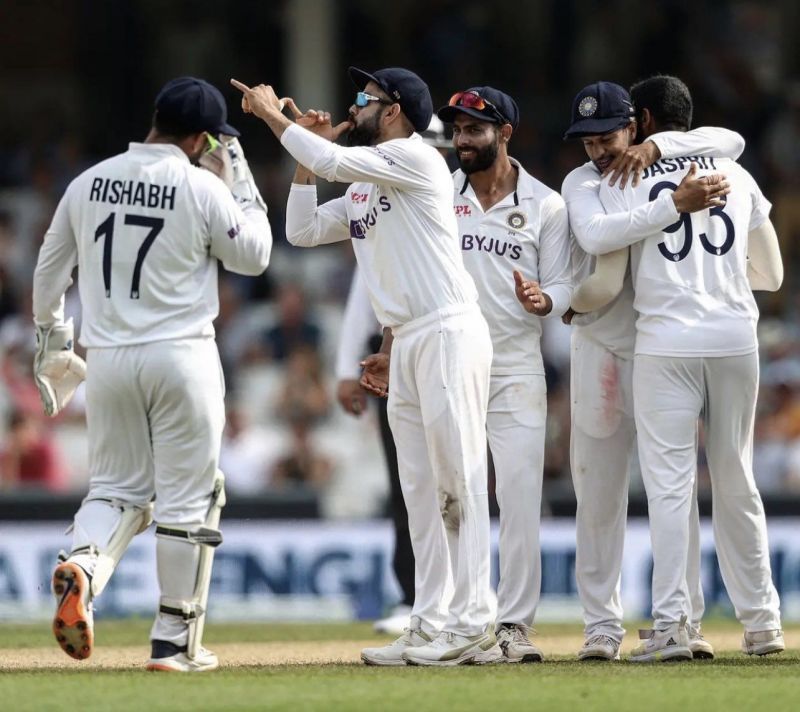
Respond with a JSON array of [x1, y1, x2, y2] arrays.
[[578, 653, 620, 661], [691, 649, 715, 660], [52, 563, 92, 661], [630, 647, 693, 663], [502, 652, 544, 663], [744, 644, 785, 656], [404, 645, 503, 667], [146, 661, 219, 672], [361, 653, 408, 667]]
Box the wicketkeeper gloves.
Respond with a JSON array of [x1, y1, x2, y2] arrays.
[[223, 137, 268, 213], [34, 319, 87, 417]]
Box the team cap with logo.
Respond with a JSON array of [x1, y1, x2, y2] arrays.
[[563, 81, 634, 139]]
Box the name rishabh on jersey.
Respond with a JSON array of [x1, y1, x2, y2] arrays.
[[453, 158, 572, 376], [32, 142, 272, 348], [599, 156, 770, 357]]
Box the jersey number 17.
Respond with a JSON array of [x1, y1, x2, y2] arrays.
[[94, 212, 164, 299]]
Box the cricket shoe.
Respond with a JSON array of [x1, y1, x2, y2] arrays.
[[402, 629, 503, 667], [742, 629, 785, 656], [496, 623, 543, 663], [146, 640, 219, 672], [578, 634, 621, 661], [362, 617, 434, 666], [688, 624, 715, 659], [373, 604, 412, 636], [52, 561, 94, 660], [630, 615, 692, 663]]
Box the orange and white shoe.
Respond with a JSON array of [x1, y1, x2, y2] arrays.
[[52, 561, 94, 660]]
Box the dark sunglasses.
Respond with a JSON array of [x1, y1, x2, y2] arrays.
[[355, 91, 393, 108], [448, 91, 508, 124]]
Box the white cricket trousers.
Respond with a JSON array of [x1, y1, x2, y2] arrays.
[[489, 373, 547, 628], [634, 352, 781, 631], [571, 330, 705, 641], [74, 338, 226, 646], [82, 338, 226, 524], [387, 304, 493, 637]]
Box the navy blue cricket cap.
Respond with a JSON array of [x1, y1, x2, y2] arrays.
[[563, 81, 634, 140], [155, 76, 240, 137], [348, 66, 433, 133], [437, 86, 520, 130]]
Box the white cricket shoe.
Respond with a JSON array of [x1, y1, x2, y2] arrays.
[[402, 629, 503, 667], [373, 604, 412, 636], [630, 615, 692, 663], [496, 624, 543, 663], [52, 561, 94, 660], [146, 640, 219, 672], [578, 634, 621, 661], [742, 629, 785, 656], [688, 624, 715, 659], [362, 618, 434, 666]]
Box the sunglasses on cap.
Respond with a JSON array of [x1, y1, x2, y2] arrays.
[[355, 91, 394, 108], [448, 90, 508, 124]]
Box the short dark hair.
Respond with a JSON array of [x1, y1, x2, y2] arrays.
[[151, 110, 201, 139], [630, 75, 693, 131]]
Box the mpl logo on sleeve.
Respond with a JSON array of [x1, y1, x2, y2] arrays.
[[454, 205, 472, 217]]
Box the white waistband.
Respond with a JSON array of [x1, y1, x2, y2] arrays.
[[392, 303, 481, 338]]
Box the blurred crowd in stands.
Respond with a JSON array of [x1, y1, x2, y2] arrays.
[[0, 0, 799, 515]]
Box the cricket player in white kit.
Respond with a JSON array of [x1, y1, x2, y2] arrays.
[[437, 87, 571, 662], [558, 80, 747, 661], [32, 77, 273, 671], [232, 67, 499, 666], [595, 76, 784, 661]]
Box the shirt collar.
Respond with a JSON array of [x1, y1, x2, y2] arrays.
[[456, 156, 533, 208], [127, 142, 190, 162]]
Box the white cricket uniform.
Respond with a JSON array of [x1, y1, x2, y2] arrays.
[[335, 266, 379, 382], [283, 124, 493, 637], [599, 154, 781, 632], [563, 127, 745, 641], [453, 159, 571, 628], [32, 142, 272, 645]]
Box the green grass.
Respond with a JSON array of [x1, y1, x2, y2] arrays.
[[1, 621, 798, 712]]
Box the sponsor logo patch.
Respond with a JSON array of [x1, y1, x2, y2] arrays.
[[454, 205, 472, 216]]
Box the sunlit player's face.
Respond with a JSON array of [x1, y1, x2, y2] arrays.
[[452, 115, 500, 174], [581, 124, 634, 173], [346, 81, 390, 147]]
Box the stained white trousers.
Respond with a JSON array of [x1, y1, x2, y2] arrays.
[[571, 330, 705, 640], [387, 304, 493, 637]]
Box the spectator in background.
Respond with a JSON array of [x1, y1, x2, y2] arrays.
[[275, 345, 331, 424], [247, 283, 321, 363], [219, 404, 279, 495], [0, 409, 67, 491], [270, 411, 333, 493]]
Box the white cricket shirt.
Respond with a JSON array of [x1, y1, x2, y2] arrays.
[[453, 159, 571, 375], [283, 124, 478, 328], [562, 127, 747, 359], [33, 142, 272, 347], [599, 156, 770, 357]]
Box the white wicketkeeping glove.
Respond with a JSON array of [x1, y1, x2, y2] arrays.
[[34, 319, 87, 417], [223, 136, 268, 213]]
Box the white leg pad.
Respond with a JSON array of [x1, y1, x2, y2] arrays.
[[68, 499, 153, 597], [152, 473, 226, 658]]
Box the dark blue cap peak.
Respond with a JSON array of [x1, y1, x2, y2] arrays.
[[563, 81, 634, 140], [155, 77, 239, 137], [348, 66, 433, 133]]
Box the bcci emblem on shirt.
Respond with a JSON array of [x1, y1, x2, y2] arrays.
[[507, 211, 527, 231]]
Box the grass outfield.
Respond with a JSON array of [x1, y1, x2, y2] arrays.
[[0, 620, 798, 711]]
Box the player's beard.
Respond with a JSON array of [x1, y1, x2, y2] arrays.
[[458, 136, 500, 174], [347, 110, 383, 147]]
